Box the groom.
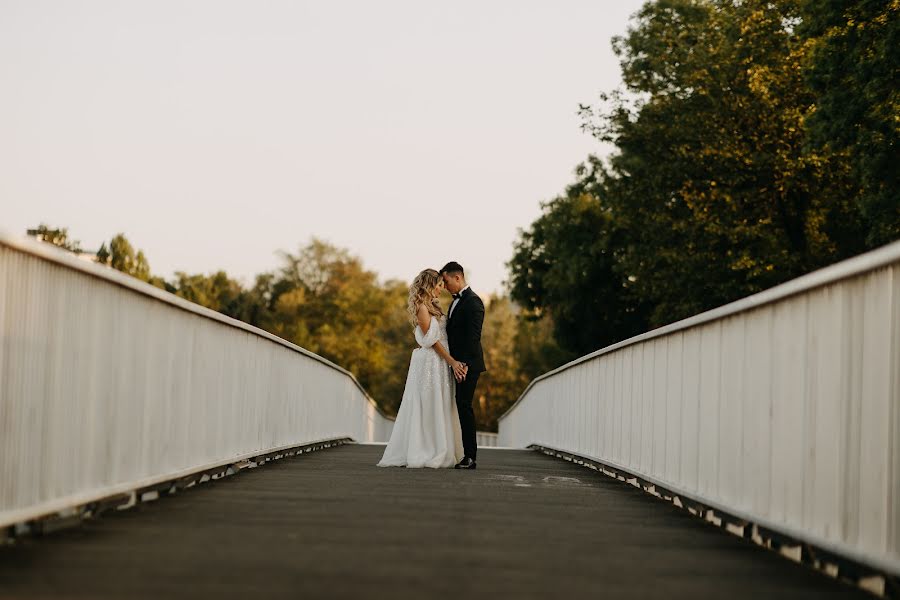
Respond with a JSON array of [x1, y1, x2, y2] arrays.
[[441, 262, 485, 470]]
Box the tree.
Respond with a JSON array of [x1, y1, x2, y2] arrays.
[[511, 0, 896, 361], [267, 239, 411, 414], [801, 0, 900, 246], [95, 243, 110, 265], [578, 0, 867, 326], [373, 280, 416, 415], [473, 296, 529, 431], [513, 313, 575, 385], [26, 224, 82, 253], [96, 234, 152, 282], [508, 157, 652, 355], [173, 271, 249, 317], [465, 295, 573, 432]]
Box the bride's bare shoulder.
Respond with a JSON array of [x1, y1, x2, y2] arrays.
[[415, 303, 433, 330]]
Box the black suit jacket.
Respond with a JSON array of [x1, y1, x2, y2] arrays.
[[446, 287, 486, 374]]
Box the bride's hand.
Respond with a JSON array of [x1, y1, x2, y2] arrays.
[[450, 360, 467, 381]]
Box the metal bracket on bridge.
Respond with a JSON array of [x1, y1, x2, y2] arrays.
[[86, 492, 134, 516], [250, 438, 351, 467]]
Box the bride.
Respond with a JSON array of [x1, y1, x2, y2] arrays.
[[377, 269, 466, 468]]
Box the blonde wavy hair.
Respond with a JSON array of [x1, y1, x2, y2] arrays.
[[407, 268, 444, 326]]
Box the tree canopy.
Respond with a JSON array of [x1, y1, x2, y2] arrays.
[[801, 0, 899, 246], [510, 0, 898, 351], [26, 224, 83, 253]]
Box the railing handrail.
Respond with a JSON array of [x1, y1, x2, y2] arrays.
[[0, 230, 391, 420], [499, 238, 900, 422]]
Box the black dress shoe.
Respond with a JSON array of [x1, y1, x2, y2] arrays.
[[454, 457, 476, 470]]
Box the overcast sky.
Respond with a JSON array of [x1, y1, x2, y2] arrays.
[[2, 0, 645, 294]]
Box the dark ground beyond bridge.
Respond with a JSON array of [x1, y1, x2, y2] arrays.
[[0, 445, 870, 599]]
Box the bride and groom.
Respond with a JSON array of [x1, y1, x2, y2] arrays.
[[377, 262, 485, 470]]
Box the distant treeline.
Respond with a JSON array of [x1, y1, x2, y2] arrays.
[[508, 0, 898, 357], [27, 225, 568, 432]]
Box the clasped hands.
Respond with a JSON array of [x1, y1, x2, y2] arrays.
[[452, 360, 469, 383]]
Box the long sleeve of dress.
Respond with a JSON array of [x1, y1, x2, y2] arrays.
[[414, 316, 441, 348]]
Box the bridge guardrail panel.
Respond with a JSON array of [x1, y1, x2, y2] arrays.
[[498, 241, 900, 575], [0, 232, 394, 528]]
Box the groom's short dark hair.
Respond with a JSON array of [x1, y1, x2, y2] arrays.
[[440, 261, 464, 276]]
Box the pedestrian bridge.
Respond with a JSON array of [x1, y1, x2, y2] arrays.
[[1, 232, 899, 598]]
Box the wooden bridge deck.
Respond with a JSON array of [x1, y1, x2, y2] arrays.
[[0, 444, 870, 599]]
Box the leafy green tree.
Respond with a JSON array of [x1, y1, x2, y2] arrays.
[[268, 239, 411, 413], [173, 271, 248, 316], [801, 0, 900, 246], [579, 0, 867, 326], [473, 295, 528, 431], [26, 224, 82, 253], [468, 295, 573, 432], [513, 313, 575, 385], [509, 157, 652, 355], [513, 0, 896, 361], [374, 280, 416, 415], [96, 234, 152, 282]]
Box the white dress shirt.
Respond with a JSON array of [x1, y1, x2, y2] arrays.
[[449, 285, 469, 319]]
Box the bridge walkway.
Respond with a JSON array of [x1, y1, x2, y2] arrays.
[[0, 445, 870, 599]]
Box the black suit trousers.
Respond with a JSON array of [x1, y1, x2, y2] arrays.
[[455, 371, 480, 460]]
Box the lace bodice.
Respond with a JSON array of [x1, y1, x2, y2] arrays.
[[414, 314, 447, 349]]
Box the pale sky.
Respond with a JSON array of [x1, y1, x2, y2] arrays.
[[1, 0, 644, 294]]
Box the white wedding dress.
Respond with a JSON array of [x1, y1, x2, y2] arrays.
[[377, 314, 463, 468]]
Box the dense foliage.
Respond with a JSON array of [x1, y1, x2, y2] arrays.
[[508, 157, 652, 355], [801, 0, 899, 246], [509, 0, 898, 356]]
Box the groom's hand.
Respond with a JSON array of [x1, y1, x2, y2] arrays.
[[453, 361, 467, 382]]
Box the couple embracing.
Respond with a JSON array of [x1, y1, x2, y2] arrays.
[[378, 262, 485, 470]]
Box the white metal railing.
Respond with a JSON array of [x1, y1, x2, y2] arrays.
[[0, 231, 393, 528], [476, 431, 498, 448], [498, 240, 900, 575]]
